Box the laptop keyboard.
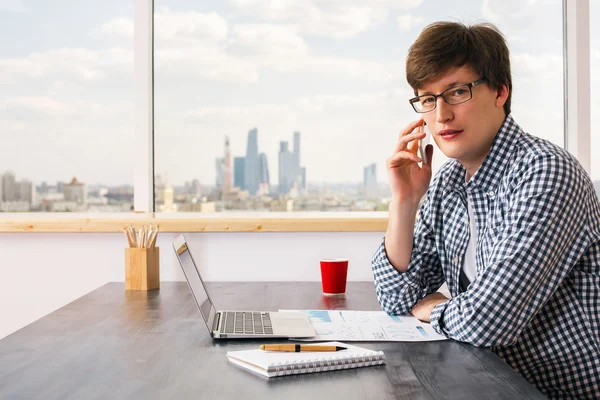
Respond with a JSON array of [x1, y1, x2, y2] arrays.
[[221, 311, 273, 335]]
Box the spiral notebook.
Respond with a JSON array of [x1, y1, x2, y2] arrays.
[[226, 342, 386, 378]]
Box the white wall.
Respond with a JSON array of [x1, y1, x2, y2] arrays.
[[0, 232, 385, 339]]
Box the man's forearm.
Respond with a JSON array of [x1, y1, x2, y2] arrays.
[[410, 292, 448, 322], [384, 198, 420, 273]]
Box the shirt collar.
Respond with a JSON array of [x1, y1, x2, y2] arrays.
[[442, 114, 523, 193]]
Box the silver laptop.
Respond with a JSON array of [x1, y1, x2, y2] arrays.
[[173, 235, 315, 339]]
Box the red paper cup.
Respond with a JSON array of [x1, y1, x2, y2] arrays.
[[320, 259, 348, 296]]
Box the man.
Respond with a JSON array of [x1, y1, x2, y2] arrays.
[[372, 21, 600, 399]]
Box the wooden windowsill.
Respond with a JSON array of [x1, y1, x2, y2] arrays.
[[0, 212, 388, 233]]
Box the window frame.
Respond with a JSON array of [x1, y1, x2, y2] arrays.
[[564, 0, 591, 172]]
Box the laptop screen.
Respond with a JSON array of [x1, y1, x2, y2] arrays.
[[173, 235, 216, 331]]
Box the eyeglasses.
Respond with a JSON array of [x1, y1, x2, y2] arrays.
[[409, 78, 488, 113]]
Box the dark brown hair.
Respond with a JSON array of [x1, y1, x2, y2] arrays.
[[406, 21, 512, 115]]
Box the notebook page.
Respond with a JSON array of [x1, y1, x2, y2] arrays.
[[226, 341, 384, 374], [227, 357, 271, 378]]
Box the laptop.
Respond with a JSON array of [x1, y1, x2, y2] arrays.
[[173, 234, 316, 339]]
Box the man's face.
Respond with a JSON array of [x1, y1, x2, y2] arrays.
[[418, 65, 507, 171]]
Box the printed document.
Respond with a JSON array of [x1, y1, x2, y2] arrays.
[[280, 310, 448, 342]]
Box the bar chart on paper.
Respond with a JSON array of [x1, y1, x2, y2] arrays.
[[280, 310, 448, 342]]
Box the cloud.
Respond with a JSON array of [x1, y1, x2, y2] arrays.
[[187, 92, 387, 121], [149, 14, 404, 84], [508, 35, 526, 43], [155, 8, 228, 46], [96, 9, 405, 85], [228, 24, 309, 56], [98, 8, 229, 48], [302, 56, 404, 83], [0, 96, 76, 117], [0, 96, 129, 120], [228, 0, 423, 38], [0, 94, 135, 185], [0, 47, 132, 86], [0, 0, 27, 12], [100, 17, 134, 38], [155, 45, 259, 83], [481, 0, 543, 22], [396, 14, 424, 31], [511, 52, 562, 81], [155, 42, 404, 85]]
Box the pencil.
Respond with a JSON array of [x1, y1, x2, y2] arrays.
[[128, 228, 135, 248], [130, 225, 138, 248], [123, 227, 133, 248], [259, 344, 347, 352], [139, 227, 145, 248], [150, 224, 159, 248], [147, 224, 153, 248]]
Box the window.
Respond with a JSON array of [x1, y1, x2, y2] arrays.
[[0, 1, 134, 212], [153, 1, 564, 213], [591, 1, 600, 197]]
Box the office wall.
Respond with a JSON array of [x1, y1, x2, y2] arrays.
[[0, 232, 384, 339]]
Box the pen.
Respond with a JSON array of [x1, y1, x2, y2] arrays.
[[259, 344, 347, 352]]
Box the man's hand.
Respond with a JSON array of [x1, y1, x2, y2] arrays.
[[410, 292, 449, 322], [386, 119, 433, 204]]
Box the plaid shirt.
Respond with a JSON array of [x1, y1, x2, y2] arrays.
[[372, 115, 600, 399]]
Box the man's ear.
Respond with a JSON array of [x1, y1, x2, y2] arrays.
[[495, 83, 509, 108]]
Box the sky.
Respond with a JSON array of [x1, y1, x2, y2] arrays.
[[0, 0, 598, 187]]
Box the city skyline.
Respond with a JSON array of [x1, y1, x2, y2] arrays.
[[217, 128, 309, 195], [1, 1, 599, 187], [3, 165, 599, 213]]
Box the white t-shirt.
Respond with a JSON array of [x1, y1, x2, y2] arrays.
[[463, 194, 478, 284]]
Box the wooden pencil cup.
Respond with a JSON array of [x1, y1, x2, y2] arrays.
[[125, 247, 160, 291]]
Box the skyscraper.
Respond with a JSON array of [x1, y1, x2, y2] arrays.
[[19, 180, 34, 205], [278, 141, 294, 195], [234, 157, 245, 189], [259, 153, 270, 187], [215, 157, 225, 188], [244, 128, 260, 195], [224, 136, 232, 191], [278, 132, 306, 195], [2, 171, 16, 202], [299, 166, 306, 193], [293, 131, 301, 168], [363, 163, 377, 194]]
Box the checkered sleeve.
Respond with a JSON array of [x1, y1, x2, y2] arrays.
[[372, 193, 445, 315], [429, 154, 591, 347]]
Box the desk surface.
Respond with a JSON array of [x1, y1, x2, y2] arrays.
[[0, 282, 545, 400]]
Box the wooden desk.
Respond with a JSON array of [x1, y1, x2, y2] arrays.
[[0, 282, 545, 399]]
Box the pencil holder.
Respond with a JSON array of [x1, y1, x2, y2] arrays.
[[125, 247, 160, 291]]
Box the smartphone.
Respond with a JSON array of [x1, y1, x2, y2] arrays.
[[419, 121, 430, 165]]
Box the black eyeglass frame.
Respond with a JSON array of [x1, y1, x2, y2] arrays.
[[409, 77, 488, 113]]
